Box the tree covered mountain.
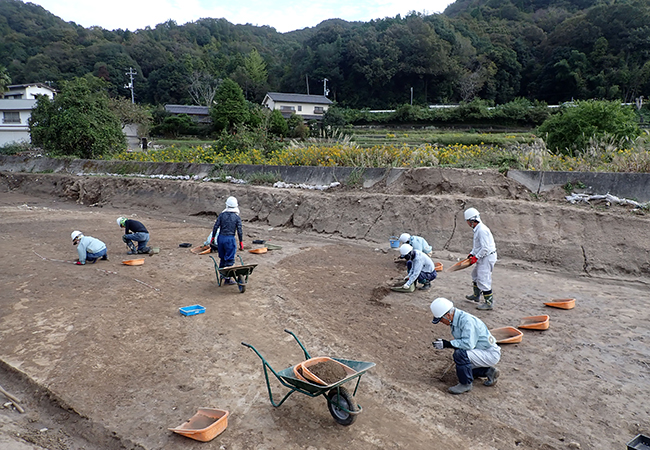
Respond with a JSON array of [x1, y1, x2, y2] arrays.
[[1, 0, 648, 108]]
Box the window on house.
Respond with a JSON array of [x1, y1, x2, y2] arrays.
[[2, 112, 21, 124], [297, 105, 302, 111], [314, 107, 324, 114], [280, 106, 296, 112]]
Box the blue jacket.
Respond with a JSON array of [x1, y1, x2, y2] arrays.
[[450, 309, 498, 350], [212, 211, 242, 242]]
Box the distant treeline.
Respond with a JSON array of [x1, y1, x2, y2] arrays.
[[1, 0, 649, 108]]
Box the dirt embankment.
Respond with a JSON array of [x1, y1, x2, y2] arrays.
[[2, 170, 649, 279]]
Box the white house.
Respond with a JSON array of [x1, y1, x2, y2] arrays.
[[0, 83, 57, 147], [262, 92, 333, 120]]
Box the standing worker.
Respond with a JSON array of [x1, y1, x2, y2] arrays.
[[398, 233, 432, 256], [211, 196, 243, 284], [464, 207, 497, 310], [71, 231, 108, 265], [430, 297, 500, 395], [117, 217, 151, 255], [400, 244, 437, 290]]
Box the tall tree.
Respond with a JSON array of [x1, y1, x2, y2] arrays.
[[210, 79, 249, 132]]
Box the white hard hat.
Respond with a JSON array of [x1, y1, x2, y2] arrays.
[[71, 230, 83, 241], [399, 244, 413, 257], [430, 298, 453, 323], [399, 233, 411, 244], [464, 207, 480, 222], [117, 217, 126, 227], [226, 196, 238, 208]]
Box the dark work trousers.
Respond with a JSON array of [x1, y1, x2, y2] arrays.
[[453, 348, 491, 384], [217, 234, 237, 268]]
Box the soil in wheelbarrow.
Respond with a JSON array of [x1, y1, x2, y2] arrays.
[[308, 360, 349, 385]]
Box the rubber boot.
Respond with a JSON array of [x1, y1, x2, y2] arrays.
[[448, 382, 473, 395], [484, 367, 500, 386], [418, 280, 431, 290], [466, 282, 481, 302], [477, 290, 494, 310]]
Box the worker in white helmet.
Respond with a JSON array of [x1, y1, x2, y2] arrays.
[[71, 231, 108, 265], [463, 207, 497, 310], [430, 297, 501, 395], [399, 243, 437, 290], [210, 196, 243, 284], [398, 232, 432, 256], [117, 217, 151, 255]]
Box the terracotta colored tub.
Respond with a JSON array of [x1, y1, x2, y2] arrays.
[[544, 298, 576, 310], [518, 315, 550, 330], [122, 258, 145, 266], [169, 408, 229, 442], [490, 326, 524, 344]]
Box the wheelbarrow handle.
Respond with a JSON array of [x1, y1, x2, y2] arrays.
[[241, 342, 252, 348]]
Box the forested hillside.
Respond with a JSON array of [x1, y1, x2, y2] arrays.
[[1, 0, 648, 108]]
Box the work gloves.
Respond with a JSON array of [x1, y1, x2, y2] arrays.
[[468, 254, 478, 265], [402, 283, 410, 290], [239, 241, 244, 251], [75, 261, 84, 265], [433, 339, 453, 350]]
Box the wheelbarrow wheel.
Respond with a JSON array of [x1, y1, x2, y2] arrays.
[[327, 387, 358, 426], [237, 274, 246, 293]]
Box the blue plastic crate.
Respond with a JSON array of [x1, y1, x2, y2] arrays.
[[179, 305, 206, 316]]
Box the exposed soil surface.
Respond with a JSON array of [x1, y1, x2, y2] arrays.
[[1, 170, 649, 450]]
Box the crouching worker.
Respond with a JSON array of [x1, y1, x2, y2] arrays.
[[430, 297, 500, 395], [210, 196, 243, 285], [399, 243, 437, 290], [71, 231, 108, 265], [398, 232, 433, 256], [117, 217, 150, 255]]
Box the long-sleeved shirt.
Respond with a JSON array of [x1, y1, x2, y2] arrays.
[[409, 235, 432, 254], [77, 236, 107, 263], [211, 211, 242, 242], [449, 308, 498, 350], [405, 249, 435, 287], [124, 219, 148, 234], [470, 222, 496, 259]]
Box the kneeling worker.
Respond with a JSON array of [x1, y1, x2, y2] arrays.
[[71, 231, 108, 265], [430, 297, 500, 394], [400, 243, 437, 290], [398, 232, 432, 256], [117, 217, 150, 255]]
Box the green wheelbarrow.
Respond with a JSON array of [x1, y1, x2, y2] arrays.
[[242, 329, 376, 426], [209, 255, 257, 293]]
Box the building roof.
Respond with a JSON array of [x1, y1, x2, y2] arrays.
[[7, 83, 57, 93], [164, 104, 210, 115], [265, 92, 333, 105]]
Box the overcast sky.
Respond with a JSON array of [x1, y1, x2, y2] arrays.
[[28, 0, 457, 33]]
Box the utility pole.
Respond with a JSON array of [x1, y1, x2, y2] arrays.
[[410, 87, 413, 105], [306, 74, 310, 95], [125, 67, 137, 103], [323, 78, 329, 97]]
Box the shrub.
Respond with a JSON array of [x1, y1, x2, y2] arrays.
[[537, 100, 640, 156]]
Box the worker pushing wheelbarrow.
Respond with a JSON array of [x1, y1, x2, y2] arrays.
[[242, 329, 376, 426], [210, 254, 256, 293]]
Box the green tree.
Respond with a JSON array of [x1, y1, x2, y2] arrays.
[[537, 100, 640, 156], [0, 65, 11, 97], [210, 79, 249, 132], [268, 109, 288, 137], [29, 76, 126, 159]]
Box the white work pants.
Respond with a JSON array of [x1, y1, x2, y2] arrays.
[[471, 253, 497, 292]]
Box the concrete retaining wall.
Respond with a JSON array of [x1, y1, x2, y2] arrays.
[[508, 170, 650, 202]]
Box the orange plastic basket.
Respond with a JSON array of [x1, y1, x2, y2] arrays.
[[297, 357, 357, 386], [490, 326, 524, 344], [434, 262, 443, 272], [518, 315, 550, 330], [446, 258, 471, 273], [249, 247, 268, 254], [169, 408, 229, 442], [122, 258, 145, 266], [544, 298, 576, 310]]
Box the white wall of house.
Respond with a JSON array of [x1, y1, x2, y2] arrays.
[[270, 101, 328, 116], [3, 84, 56, 100], [0, 99, 37, 146]]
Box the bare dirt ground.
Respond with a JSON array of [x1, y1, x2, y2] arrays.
[[1, 172, 649, 450]]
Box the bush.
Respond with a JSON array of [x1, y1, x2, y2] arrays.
[[537, 100, 640, 156]]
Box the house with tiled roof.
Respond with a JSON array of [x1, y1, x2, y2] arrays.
[[262, 93, 333, 120], [0, 83, 57, 146]]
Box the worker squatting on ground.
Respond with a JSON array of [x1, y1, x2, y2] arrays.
[[211, 196, 243, 284], [464, 207, 497, 310], [430, 297, 501, 395], [400, 244, 437, 290], [117, 217, 151, 255], [71, 231, 108, 265], [398, 232, 433, 255]]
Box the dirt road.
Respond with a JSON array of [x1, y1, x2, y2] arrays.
[[0, 172, 648, 450]]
